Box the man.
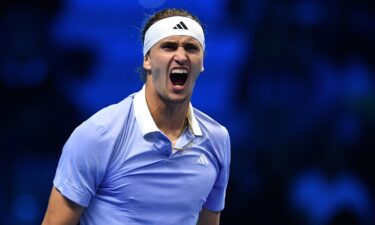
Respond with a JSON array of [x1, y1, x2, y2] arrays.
[[42, 8, 231, 225]]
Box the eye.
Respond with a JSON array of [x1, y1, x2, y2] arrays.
[[161, 43, 178, 51], [184, 43, 200, 53]]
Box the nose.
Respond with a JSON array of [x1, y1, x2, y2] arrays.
[[173, 47, 188, 65]]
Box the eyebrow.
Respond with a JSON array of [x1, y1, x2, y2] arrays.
[[160, 41, 179, 45], [160, 40, 201, 48], [162, 38, 200, 44]]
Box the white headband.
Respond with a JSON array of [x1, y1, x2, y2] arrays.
[[143, 16, 205, 56]]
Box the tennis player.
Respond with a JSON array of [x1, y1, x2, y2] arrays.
[[42, 8, 231, 225]]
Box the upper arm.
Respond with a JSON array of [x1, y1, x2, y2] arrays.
[[53, 121, 113, 207], [197, 208, 221, 225], [42, 187, 85, 225]]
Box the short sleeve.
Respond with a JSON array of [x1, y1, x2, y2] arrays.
[[203, 128, 231, 211], [53, 121, 113, 207]]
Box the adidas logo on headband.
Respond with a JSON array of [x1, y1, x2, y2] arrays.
[[173, 21, 188, 30], [143, 16, 205, 56]]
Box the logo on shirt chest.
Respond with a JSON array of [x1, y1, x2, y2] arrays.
[[174, 150, 210, 167], [196, 153, 209, 166]]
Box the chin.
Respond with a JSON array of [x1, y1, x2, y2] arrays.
[[165, 93, 190, 105]]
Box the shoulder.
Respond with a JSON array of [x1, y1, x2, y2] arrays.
[[193, 108, 230, 161], [87, 93, 135, 130], [68, 93, 136, 149], [79, 93, 136, 138], [193, 107, 229, 141], [193, 107, 231, 170]]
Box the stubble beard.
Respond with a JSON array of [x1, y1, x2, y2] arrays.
[[157, 89, 190, 106]]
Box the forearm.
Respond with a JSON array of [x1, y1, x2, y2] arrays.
[[197, 208, 221, 225], [42, 187, 84, 225]]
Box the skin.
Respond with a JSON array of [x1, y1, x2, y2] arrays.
[[42, 187, 84, 225], [143, 35, 204, 145], [42, 35, 220, 225]]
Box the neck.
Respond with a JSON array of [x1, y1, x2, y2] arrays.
[[145, 84, 189, 144]]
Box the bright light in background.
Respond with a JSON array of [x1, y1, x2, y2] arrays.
[[138, 0, 167, 9]]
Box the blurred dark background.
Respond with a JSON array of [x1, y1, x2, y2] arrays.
[[1, 0, 374, 224]]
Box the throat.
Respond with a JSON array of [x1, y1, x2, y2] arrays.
[[145, 84, 190, 143], [160, 117, 188, 146]]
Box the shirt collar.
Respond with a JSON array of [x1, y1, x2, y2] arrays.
[[133, 85, 203, 137]]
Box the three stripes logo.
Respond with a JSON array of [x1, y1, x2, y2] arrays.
[[197, 154, 209, 166], [173, 21, 188, 30]]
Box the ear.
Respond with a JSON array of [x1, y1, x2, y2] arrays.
[[143, 55, 151, 70]]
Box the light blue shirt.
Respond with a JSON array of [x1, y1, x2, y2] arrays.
[[53, 86, 231, 225]]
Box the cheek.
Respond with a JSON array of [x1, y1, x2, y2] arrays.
[[193, 60, 203, 73], [151, 57, 168, 71], [151, 64, 167, 82], [194, 56, 204, 69]]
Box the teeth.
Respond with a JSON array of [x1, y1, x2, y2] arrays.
[[171, 68, 188, 74]]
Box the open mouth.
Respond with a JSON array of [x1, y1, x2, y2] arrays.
[[170, 68, 188, 86]]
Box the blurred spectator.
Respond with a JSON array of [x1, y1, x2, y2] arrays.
[[0, 1, 95, 223]]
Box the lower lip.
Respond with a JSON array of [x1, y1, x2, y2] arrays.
[[169, 79, 186, 92], [171, 83, 185, 92]]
